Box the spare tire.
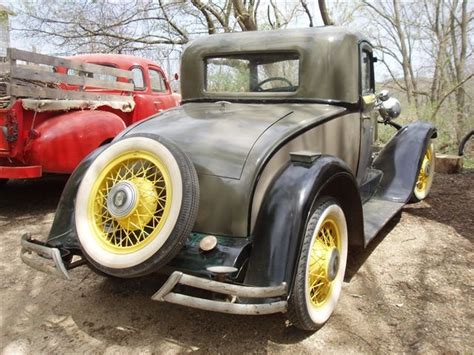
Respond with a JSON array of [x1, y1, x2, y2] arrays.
[[75, 134, 199, 278]]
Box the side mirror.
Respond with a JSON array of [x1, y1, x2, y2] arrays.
[[377, 90, 401, 120]]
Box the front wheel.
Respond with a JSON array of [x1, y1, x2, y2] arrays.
[[288, 197, 348, 331], [411, 141, 435, 202]]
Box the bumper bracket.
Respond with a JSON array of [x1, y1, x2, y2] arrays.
[[20, 233, 71, 280]]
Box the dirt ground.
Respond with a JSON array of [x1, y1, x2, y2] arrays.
[[0, 171, 473, 354]]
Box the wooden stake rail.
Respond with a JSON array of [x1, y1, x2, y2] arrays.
[[0, 48, 135, 102]]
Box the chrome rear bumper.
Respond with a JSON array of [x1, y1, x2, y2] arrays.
[[152, 271, 288, 315], [20, 234, 71, 280]]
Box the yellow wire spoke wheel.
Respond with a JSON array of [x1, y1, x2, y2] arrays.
[[308, 219, 341, 308], [288, 198, 348, 331], [413, 141, 435, 201], [75, 135, 199, 277], [89, 151, 171, 254]]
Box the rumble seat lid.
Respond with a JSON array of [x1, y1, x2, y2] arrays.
[[125, 102, 345, 180]]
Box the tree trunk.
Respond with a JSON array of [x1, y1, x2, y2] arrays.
[[318, 0, 334, 25]]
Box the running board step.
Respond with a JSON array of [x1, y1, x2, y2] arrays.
[[363, 199, 404, 246]]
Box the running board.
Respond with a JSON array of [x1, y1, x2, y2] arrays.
[[363, 199, 404, 246]]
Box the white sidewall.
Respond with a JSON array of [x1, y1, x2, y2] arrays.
[[305, 204, 348, 325], [75, 137, 183, 269]]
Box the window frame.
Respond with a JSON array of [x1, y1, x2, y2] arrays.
[[148, 67, 169, 93], [359, 42, 375, 96], [129, 65, 146, 91]]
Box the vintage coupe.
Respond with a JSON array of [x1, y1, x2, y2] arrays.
[[21, 27, 436, 331]]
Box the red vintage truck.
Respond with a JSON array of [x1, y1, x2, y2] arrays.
[[0, 49, 180, 185]]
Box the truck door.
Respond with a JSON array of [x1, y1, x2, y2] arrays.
[[357, 43, 377, 184], [148, 67, 173, 113]]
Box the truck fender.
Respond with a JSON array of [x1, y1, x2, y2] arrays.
[[24, 110, 126, 174], [372, 121, 437, 203], [244, 155, 363, 289]]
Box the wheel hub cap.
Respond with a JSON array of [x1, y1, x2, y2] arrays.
[[107, 181, 138, 219], [312, 241, 340, 282], [327, 248, 340, 281], [423, 160, 431, 177]]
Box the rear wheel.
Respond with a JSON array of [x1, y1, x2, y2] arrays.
[[75, 134, 199, 278], [411, 141, 435, 202], [288, 197, 348, 331]]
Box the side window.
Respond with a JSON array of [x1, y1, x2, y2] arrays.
[[131, 67, 145, 90], [149, 69, 167, 93], [361, 49, 374, 94]]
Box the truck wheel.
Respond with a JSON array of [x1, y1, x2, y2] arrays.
[[75, 134, 199, 278], [0, 179, 7, 188], [288, 197, 348, 331], [411, 141, 435, 202]]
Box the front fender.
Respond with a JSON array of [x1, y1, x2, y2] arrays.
[[244, 155, 363, 289], [373, 121, 437, 202], [24, 110, 126, 173]]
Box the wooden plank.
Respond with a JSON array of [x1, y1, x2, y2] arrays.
[[11, 65, 134, 92], [0, 62, 10, 73], [16, 63, 53, 72], [9, 48, 133, 79], [10, 82, 132, 102]]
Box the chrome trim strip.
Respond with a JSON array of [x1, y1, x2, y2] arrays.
[[20, 234, 71, 280], [152, 271, 288, 315]]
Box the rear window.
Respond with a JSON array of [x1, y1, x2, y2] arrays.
[[205, 53, 299, 93]]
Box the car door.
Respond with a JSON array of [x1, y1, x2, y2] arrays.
[[357, 43, 377, 184]]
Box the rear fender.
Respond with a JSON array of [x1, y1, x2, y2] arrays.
[[373, 121, 437, 202], [24, 110, 125, 174], [244, 156, 363, 289]]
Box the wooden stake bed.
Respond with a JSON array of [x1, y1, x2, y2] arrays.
[[0, 48, 135, 108]]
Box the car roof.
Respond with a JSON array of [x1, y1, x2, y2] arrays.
[[181, 26, 370, 104]]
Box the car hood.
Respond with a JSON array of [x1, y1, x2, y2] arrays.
[[123, 102, 343, 180]]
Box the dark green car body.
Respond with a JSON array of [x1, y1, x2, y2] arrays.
[[21, 26, 436, 318]]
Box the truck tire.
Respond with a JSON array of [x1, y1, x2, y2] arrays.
[[0, 179, 7, 188], [288, 197, 348, 331], [75, 134, 199, 278]]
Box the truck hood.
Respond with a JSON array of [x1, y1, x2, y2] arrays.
[[123, 102, 344, 180]]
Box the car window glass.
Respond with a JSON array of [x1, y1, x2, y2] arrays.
[[206, 53, 299, 93], [131, 67, 145, 89], [361, 50, 373, 94], [149, 69, 167, 92]]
